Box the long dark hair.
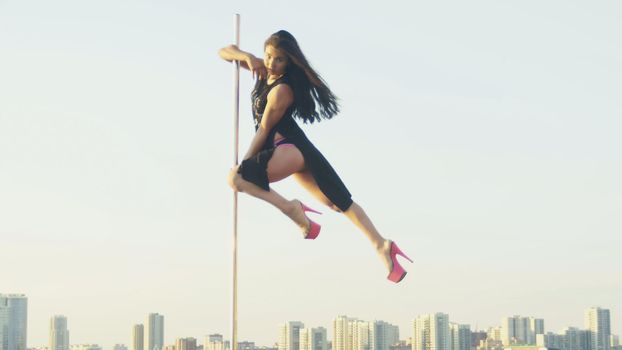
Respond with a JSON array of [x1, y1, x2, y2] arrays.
[[265, 30, 339, 124]]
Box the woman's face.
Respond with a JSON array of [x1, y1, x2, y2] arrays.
[[264, 45, 288, 78]]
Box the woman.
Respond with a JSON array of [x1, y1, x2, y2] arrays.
[[218, 30, 412, 283]]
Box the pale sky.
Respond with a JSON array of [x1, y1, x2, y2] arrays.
[[1, 0, 621, 349]]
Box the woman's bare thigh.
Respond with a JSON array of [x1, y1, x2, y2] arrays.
[[292, 170, 341, 212], [266, 145, 305, 183]]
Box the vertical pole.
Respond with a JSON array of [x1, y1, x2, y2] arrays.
[[231, 13, 240, 350]]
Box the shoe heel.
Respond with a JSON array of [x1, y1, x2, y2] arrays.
[[295, 201, 322, 239], [301, 203, 322, 215], [393, 243, 413, 263]]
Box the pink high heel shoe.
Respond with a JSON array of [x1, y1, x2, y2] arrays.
[[299, 201, 322, 239], [386, 240, 413, 283]]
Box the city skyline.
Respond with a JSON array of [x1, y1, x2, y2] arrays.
[[3, 296, 619, 350], [2, 0, 621, 349]]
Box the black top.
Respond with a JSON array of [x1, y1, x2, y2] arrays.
[[251, 74, 291, 130]]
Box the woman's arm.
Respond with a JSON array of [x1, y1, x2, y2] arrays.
[[218, 44, 267, 79], [242, 84, 294, 160]]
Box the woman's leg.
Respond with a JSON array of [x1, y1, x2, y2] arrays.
[[228, 145, 313, 232], [293, 171, 392, 269]]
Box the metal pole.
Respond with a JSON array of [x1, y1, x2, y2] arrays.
[[231, 13, 240, 350]]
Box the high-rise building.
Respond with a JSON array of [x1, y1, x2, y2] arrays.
[[352, 321, 371, 350], [0, 294, 28, 350], [412, 313, 450, 350], [530, 319, 544, 339], [279, 322, 305, 350], [487, 328, 501, 343], [536, 332, 565, 349], [334, 316, 356, 350], [300, 328, 327, 350], [449, 324, 471, 350], [372, 321, 399, 350], [501, 316, 543, 346], [49, 315, 69, 350], [0, 302, 7, 350], [502, 316, 526, 346], [300, 333, 310, 350], [176, 338, 197, 350], [610, 336, 619, 348], [585, 307, 611, 350], [332, 319, 398, 350], [205, 334, 223, 350], [146, 314, 164, 350], [562, 327, 591, 350], [207, 335, 223, 343], [132, 325, 144, 350], [205, 335, 229, 350]]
